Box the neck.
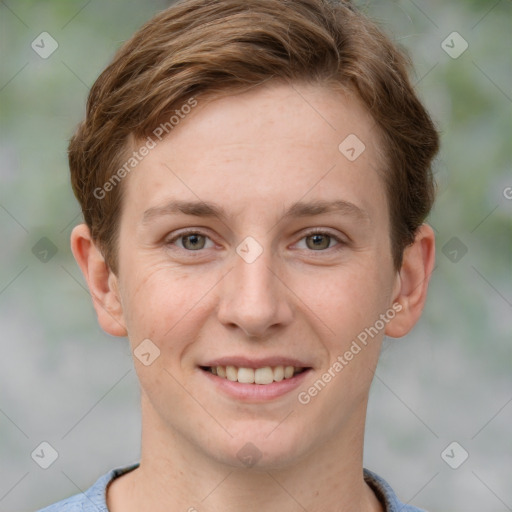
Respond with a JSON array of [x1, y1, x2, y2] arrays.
[[107, 396, 383, 512]]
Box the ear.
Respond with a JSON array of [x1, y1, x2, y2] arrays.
[[70, 224, 127, 337], [385, 224, 435, 338]]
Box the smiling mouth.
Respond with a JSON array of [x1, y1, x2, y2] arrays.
[[200, 365, 309, 385]]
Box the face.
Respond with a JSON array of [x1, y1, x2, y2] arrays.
[[111, 82, 401, 468]]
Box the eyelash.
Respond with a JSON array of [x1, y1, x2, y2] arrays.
[[165, 228, 346, 254]]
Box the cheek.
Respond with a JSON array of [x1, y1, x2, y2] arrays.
[[119, 260, 219, 345], [295, 266, 391, 419], [301, 260, 393, 338]]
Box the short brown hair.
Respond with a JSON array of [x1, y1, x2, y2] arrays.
[[69, 0, 439, 273]]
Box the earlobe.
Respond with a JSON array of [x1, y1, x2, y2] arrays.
[[70, 224, 127, 337], [385, 224, 436, 338]]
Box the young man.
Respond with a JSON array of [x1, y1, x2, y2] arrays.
[[39, 0, 439, 510]]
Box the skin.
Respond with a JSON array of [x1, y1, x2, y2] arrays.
[[72, 81, 435, 512]]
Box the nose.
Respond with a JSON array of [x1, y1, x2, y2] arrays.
[[216, 242, 294, 339]]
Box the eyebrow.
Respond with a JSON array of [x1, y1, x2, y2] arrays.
[[141, 198, 370, 224]]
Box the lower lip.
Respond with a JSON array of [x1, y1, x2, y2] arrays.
[[200, 368, 312, 402]]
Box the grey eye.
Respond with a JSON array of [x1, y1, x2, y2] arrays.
[[180, 233, 207, 250], [305, 233, 333, 250]]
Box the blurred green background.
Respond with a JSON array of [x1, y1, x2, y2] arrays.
[[0, 1, 510, 510]]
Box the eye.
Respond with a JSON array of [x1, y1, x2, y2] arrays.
[[296, 230, 345, 251], [165, 229, 345, 253], [166, 230, 215, 251]]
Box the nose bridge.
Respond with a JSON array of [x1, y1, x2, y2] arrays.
[[217, 237, 291, 337], [235, 244, 275, 301]]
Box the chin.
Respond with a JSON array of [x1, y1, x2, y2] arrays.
[[211, 424, 311, 471]]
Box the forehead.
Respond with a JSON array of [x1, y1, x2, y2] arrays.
[[121, 81, 387, 225]]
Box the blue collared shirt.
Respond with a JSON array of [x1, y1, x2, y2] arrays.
[[37, 464, 426, 511]]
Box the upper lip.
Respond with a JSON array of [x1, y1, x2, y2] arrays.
[[200, 356, 312, 369]]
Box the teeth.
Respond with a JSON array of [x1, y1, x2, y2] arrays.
[[207, 365, 305, 385], [238, 367, 255, 384], [226, 365, 238, 381], [273, 365, 284, 382], [255, 367, 274, 384]]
